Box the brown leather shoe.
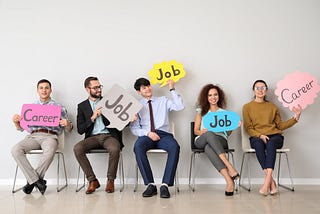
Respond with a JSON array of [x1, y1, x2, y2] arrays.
[[105, 179, 114, 193], [86, 179, 100, 194]]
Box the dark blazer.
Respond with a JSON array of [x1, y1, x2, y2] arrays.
[[77, 99, 124, 149]]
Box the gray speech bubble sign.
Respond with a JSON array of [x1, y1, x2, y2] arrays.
[[96, 84, 142, 130]]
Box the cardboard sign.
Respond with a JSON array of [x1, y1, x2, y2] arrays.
[[96, 84, 143, 130], [275, 71, 320, 110], [148, 60, 186, 87], [20, 104, 61, 132], [202, 111, 240, 133]]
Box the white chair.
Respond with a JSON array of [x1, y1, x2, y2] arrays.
[[239, 125, 294, 191], [75, 150, 124, 192], [134, 149, 180, 192], [134, 122, 179, 192], [12, 131, 68, 193]]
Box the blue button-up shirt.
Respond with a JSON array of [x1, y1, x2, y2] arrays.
[[28, 99, 71, 135], [89, 98, 109, 135], [130, 90, 184, 137]]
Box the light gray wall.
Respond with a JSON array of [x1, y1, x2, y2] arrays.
[[1, 0, 319, 185]]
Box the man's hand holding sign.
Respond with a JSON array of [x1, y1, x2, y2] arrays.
[[148, 60, 186, 87], [96, 84, 143, 130]]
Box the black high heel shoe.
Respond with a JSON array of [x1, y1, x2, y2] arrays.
[[225, 191, 234, 196], [225, 180, 235, 196], [231, 173, 240, 180]]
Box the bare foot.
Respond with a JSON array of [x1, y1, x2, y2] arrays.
[[259, 183, 270, 196]]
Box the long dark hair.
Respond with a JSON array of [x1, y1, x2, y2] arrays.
[[197, 84, 226, 116]]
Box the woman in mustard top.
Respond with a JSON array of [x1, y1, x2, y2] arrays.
[[242, 80, 302, 196]]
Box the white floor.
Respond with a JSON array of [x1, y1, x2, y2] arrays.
[[2, 184, 320, 214]]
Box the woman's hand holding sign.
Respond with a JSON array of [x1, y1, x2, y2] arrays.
[[292, 104, 302, 121]]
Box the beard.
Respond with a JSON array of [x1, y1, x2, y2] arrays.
[[90, 91, 101, 99]]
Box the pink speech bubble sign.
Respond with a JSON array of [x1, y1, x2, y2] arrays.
[[275, 71, 320, 110], [20, 104, 61, 132]]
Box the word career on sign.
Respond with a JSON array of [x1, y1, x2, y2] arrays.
[[280, 80, 314, 104]]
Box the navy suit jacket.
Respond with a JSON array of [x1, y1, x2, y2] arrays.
[[76, 99, 124, 149]]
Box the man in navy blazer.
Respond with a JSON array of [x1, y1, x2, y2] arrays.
[[74, 76, 123, 194]]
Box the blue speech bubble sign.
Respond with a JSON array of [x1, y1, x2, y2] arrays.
[[202, 111, 241, 133]]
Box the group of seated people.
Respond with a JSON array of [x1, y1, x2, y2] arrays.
[[11, 77, 302, 198]]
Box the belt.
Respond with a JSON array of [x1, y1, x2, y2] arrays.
[[31, 129, 57, 135]]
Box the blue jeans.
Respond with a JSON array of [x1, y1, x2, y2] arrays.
[[134, 130, 180, 186], [250, 134, 284, 169]]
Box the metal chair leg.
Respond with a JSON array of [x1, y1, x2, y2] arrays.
[[75, 165, 85, 192], [174, 167, 180, 192], [57, 153, 68, 192], [239, 152, 251, 191], [12, 165, 23, 193], [277, 152, 294, 191], [228, 152, 238, 192], [119, 153, 124, 192], [188, 152, 196, 191], [134, 162, 139, 192]]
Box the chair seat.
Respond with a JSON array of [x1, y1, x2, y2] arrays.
[[243, 148, 290, 153], [277, 148, 290, 152], [86, 149, 108, 153], [147, 149, 166, 153]]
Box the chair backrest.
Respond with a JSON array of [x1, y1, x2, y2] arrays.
[[241, 124, 255, 152], [190, 122, 198, 150], [170, 121, 175, 136], [57, 130, 65, 152]]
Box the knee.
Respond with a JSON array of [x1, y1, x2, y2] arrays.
[[108, 145, 120, 155], [168, 142, 180, 154], [43, 144, 58, 156], [133, 142, 143, 154], [11, 145, 21, 158], [73, 143, 84, 156]]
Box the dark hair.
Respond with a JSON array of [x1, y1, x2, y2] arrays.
[[252, 79, 268, 90], [84, 76, 98, 88], [252, 79, 268, 101], [197, 84, 226, 116], [37, 79, 51, 88], [134, 77, 150, 91]]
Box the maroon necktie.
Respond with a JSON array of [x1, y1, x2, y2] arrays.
[[148, 100, 155, 132]]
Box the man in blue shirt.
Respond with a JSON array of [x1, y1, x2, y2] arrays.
[[74, 77, 123, 194], [130, 77, 184, 198]]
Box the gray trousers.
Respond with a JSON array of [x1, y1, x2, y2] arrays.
[[11, 132, 58, 184], [195, 132, 228, 171]]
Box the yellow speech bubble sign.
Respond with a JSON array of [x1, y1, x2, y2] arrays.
[[148, 60, 186, 87]]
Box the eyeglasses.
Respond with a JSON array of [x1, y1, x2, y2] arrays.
[[254, 86, 267, 91], [89, 85, 103, 90]]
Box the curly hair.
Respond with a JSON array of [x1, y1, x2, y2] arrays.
[[197, 84, 227, 116]]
